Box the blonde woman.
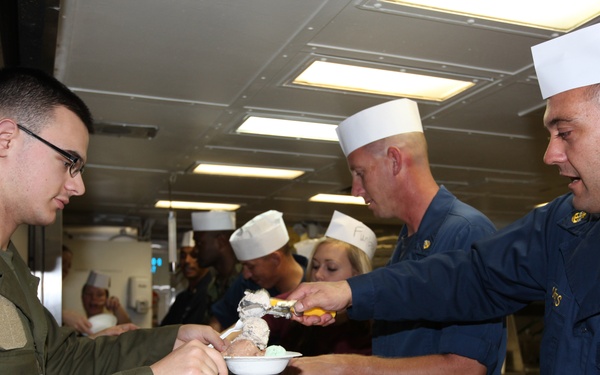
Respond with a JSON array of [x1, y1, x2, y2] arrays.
[[307, 237, 372, 282], [266, 211, 376, 355]]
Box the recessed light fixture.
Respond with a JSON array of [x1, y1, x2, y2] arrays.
[[293, 61, 474, 102], [155, 200, 240, 210], [236, 116, 339, 142], [382, 0, 600, 32], [309, 193, 366, 205], [193, 163, 306, 179], [93, 122, 158, 139]]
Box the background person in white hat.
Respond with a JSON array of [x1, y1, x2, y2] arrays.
[[209, 210, 308, 333], [289, 23, 600, 375], [190, 210, 241, 324], [267, 210, 374, 356], [81, 270, 132, 328], [63, 270, 136, 337], [161, 230, 212, 326], [289, 96, 506, 375]]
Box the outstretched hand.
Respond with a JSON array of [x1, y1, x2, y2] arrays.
[[287, 281, 352, 326], [62, 310, 93, 335], [150, 339, 228, 375], [150, 324, 229, 375], [89, 323, 138, 339], [174, 324, 229, 352]]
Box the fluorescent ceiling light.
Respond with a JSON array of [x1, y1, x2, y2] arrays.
[[382, 0, 600, 32], [193, 163, 305, 179], [309, 193, 366, 205], [237, 116, 339, 142], [155, 200, 240, 210], [293, 61, 474, 102]]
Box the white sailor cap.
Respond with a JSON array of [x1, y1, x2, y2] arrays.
[[191, 211, 236, 231], [181, 230, 194, 248], [325, 210, 377, 259], [532, 23, 600, 99], [293, 238, 322, 259], [229, 210, 290, 261], [336, 98, 423, 156], [85, 270, 111, 289]]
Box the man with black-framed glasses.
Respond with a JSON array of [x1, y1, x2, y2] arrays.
[[0, 67, 228, 374], [16, 123, 85, 177]]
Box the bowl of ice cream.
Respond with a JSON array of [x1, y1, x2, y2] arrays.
[[223, 290, 302, 374], [224, 351, 302, 375]]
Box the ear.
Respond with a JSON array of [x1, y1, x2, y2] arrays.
[[268, 250, 282, 267], [387, 146, 402, 176], [0, 119, 18, 157]]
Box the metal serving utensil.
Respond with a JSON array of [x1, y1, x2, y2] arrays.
[[267, 298, 336, 319]]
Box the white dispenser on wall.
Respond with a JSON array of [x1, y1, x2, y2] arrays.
[[128, 276, 150, 314]]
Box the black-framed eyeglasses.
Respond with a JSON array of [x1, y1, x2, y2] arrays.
[[17, 124, 85, 177]]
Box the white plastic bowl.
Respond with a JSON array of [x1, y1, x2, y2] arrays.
[[88, 313, 117, 334], [224, 351, 302, 375]]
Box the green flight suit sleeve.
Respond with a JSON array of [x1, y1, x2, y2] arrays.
[[45, 307, 179, 374]]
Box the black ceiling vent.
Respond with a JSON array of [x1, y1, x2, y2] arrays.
[[93, 122, 158, 139]]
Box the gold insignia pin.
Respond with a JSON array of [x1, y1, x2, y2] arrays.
[[423, 240, 431, 250], [572, 211, 587, 223], [552, 286, 562, 307]]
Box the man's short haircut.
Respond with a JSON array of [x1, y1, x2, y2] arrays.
[[0, 67, 93, 133]]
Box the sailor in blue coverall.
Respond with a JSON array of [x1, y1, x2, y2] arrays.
[[348, 193, 599, 374], [372, 186, 506, 374]]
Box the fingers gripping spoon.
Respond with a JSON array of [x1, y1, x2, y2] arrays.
[[208, 319, 244, 348], [220, 319, 244, 340], [268, 298, 336, 319]]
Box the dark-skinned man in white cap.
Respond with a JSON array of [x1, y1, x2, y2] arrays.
[[161, 231, 212, 326], [190, 210, 240, 322]]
